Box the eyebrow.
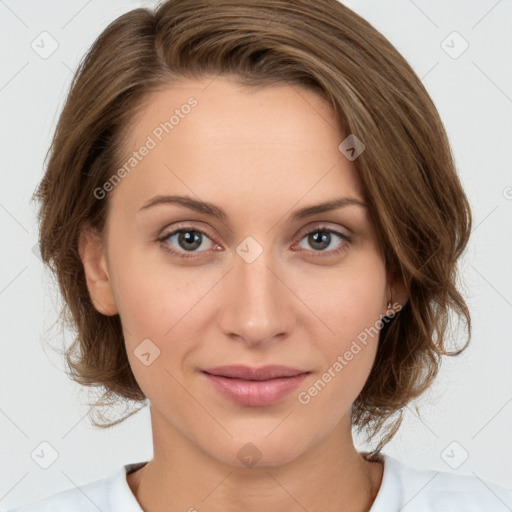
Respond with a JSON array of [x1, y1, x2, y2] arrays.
[[139, 194, 368, 221]]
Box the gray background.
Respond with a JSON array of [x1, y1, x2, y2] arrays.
[[1, 0, 511, 508]]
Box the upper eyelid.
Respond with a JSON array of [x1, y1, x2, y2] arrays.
[[159, 223, 214, 241], [300, 225, 349, 237], [159, 221, 348, 235]]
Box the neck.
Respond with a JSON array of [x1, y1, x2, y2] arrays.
[[127, 409, 384, 512]]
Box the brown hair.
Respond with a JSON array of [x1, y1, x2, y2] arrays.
[[35, 0, 472, 453]]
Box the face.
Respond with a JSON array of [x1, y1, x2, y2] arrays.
[[82, 77, 395, 468]]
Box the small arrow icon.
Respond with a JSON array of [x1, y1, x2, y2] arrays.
[[236, 236, 263, 263], [31, 441, 59, 469], [134, 339, 161, 366], [338, 134, 365, 161], [440, 440, 469, 469], [440, 31, 468, 59], [31, 31, 59, 59], [237, 442, 262, 467]]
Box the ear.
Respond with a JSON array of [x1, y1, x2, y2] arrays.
[[384, 267, 409, 316], [78, 224, 118, 316]]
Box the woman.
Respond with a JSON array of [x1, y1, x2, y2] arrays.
[[8, 0, 512, 510]]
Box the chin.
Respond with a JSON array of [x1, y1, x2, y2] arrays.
[[204, 432, 315, 469]]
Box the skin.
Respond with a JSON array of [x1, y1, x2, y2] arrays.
[[79, 76, 407, 512]]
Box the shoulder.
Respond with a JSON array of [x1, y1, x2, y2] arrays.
[[4, 462, 146, 512], [372, 453, 512, 512], [4, 477, 113, 512]]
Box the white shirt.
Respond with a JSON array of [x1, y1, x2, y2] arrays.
[[6, 453, 512, 511]]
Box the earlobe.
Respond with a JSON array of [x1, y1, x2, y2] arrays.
[[78, 225, 118, 316], [384, 269, 409, 316]]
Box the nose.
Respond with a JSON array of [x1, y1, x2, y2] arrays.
[[217, 245, 294, 347]]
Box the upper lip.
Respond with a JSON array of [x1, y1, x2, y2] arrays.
[[202, 365, 310, 381]]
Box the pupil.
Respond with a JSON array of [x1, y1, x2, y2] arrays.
[[310, 231, 330, 250], [179, 231, 201, 251]]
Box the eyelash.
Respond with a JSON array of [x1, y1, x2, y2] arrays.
[[156, 224, 352, 259]]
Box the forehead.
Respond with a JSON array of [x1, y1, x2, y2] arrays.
[[111, 77, 364, 210], [127, 77, 342, 151]]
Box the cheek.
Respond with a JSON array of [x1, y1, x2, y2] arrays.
[[107, 240, 210, 385], [294, 256, 387, 341], [297, 270, 384, 419], [292, 254, 386, 396], [107, 234, 194, 337], [113, 259, 197, 401]]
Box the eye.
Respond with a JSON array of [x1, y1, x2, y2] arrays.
[[156, 223, 352, 259], [294, 226, 351, 256], [157, 226, 217, 258]]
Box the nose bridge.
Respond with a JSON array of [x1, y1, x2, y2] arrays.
[[219, 238, 290, 344]]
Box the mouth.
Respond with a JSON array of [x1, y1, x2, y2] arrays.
[[202, 364, 309, 380], [201, 365, 311, 406]]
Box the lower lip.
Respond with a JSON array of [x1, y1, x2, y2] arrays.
[[203, 372, 310, 406]]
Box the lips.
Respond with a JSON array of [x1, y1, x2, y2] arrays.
[[202, 365, 309, 380], [201, 365, 311, 406]]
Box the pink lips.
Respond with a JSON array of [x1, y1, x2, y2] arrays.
[[202, 365, 310, 406]]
